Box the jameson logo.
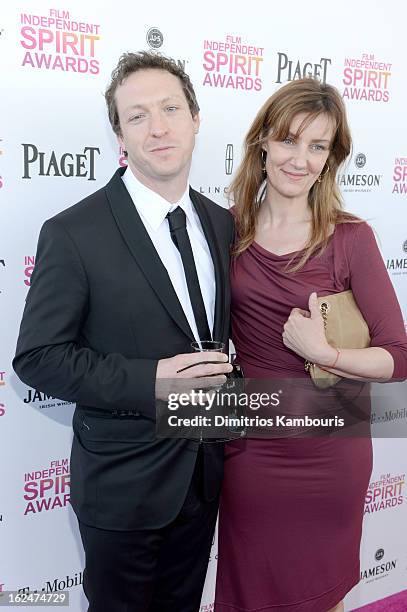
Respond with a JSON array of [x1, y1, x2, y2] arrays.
[[386, 242, 407, 275], [360, 549, 397, 583], [23, 387, 72, 409], [22, 144, 100, 180], [24, 389, 56, 403], [337, 152, 381, 193]]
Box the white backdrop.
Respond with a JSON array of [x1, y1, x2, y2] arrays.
[[1, 1, 406, 610]]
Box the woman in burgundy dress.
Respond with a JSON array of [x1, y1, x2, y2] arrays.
[[215, 79, 407, 612]]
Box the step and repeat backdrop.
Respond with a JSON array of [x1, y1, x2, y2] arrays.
[[1, 1, 406, 610]]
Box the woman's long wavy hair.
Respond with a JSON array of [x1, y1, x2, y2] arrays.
[[230, 78, 359, 270]]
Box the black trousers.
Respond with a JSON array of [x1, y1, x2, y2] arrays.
[[78, 448, 219, 612]]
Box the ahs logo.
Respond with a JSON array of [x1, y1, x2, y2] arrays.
[[225, 144, 234, 175], [146, 27, 163, 49], [355, 153, 366, 168]]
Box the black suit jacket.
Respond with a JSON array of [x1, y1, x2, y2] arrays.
[[13, 167, 234, 530]]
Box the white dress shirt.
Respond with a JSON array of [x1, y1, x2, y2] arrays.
[[122, 167, 216, 342]]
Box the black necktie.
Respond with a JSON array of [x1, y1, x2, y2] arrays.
[[167, 206, 212, 341]]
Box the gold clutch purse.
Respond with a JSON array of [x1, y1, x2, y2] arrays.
[[304, 290, 371, 389]]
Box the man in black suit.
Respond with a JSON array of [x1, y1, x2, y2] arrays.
[[13, 51, 233, 611]]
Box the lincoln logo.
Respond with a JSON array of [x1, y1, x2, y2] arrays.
[[225, 144, 234, 175]]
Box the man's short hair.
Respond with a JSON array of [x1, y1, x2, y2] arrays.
[[105, 51, 200, 136]]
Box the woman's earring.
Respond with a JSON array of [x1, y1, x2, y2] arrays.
[[261, 150, 267, 174], [317, 163, 330, 183]]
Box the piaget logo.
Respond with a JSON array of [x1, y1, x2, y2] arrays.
[[275, 52, 331, 84], [20, 8, 100, 74], [22, 144, 100, 180]]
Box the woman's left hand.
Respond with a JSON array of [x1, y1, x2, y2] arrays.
[[282, 292, 337, 365]]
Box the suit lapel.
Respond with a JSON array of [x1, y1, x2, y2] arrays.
[[189, 188, 225, 342], [105, 168, 195, 341]]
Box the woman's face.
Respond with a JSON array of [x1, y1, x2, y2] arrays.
[[262, 112, 334, 201]]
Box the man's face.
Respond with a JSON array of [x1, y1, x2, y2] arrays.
[[115, 69, 199, 189]]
